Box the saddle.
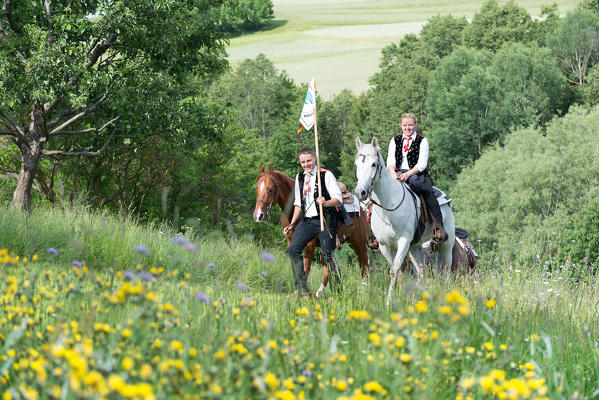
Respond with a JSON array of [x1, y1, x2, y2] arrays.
[[407, 190, 446, 245]]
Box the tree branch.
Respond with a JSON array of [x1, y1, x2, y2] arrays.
[[0, 110, 27, 140], [49, 94, 107, 134], [86, 33, 117, 69], [5, 0, 23, 35], [42, 126, 117, 157], [43, 0, 54, 46], [49, 116, 119, 138]]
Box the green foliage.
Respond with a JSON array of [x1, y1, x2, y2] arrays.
[[209, 54, 301, 142], [219, 0, 274, 33], [461, 0, 536, 51], [583, 64, 599, 106], [426, 44, 565, 187], [546, 9, 599, 87], [579, 0, 599, 14], [557, 201, 599, 269], [452, 105, 599, 265], [0, 0, 229, 210], [318, 89, 364, 182]]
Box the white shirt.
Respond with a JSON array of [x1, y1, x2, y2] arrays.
[[293, 168, 342, 218], [386, 133, 429, 172]]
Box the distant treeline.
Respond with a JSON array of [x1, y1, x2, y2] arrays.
[[1, 0, 599, 267]]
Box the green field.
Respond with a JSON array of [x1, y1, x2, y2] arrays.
[[227, 0, 579, 98]]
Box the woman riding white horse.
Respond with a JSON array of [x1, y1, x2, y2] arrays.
[[354, 137, 455, 305]]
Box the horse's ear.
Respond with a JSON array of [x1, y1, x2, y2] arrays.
[[355, 136, 363, 150], [259, 163, 264, 173], [372, 137, 379, 149], [268, 164, 274, 173]]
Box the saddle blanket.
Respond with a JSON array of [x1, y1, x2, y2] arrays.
[[433, 187, 451, 206]]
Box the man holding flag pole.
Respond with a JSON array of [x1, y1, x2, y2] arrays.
[[283, 79, 343, 296]]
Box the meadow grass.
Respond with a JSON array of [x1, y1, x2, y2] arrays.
[[227, 0, 579, 98], [1, 204, 598, 399]]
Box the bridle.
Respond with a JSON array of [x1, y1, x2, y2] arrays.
[[356, 148, 407, 212], [256, 176, 279, 234]]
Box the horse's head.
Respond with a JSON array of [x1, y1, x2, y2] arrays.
[[253, 164, 279, 223], [354, 137, 383, 201]]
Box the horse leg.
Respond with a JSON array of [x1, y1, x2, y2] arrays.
[[303, 240, 316, 277], [408, 245, 424, 279], [386, 237, 411, 306], [439, 240, 454, 272], [349, 236, 369, 279], [316, 267, 328, 298]]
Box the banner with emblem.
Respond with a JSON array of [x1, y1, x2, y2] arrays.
[[297, 78, 316, 141]]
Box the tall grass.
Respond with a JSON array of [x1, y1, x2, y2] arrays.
[[1, 204, 598, 398]]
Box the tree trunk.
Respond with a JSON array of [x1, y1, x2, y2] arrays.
[[12, 103, 45, 211]]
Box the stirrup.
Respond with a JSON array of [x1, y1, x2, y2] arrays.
[[432, 228, 448, 243]]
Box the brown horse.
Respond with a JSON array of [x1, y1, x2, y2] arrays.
[[253, 164, 370, 296]]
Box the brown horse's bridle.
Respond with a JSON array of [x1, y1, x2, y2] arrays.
[[256, 178, 280, 237]]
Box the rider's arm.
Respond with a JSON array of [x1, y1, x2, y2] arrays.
[[319, 171, 341, 207], [387, 137, 399, 179]]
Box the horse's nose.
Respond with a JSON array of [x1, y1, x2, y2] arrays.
[[253, 212, 265, 222], [357, 190, 367, 201]]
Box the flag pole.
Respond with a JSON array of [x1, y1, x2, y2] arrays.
[[312, 79, 325, 231]]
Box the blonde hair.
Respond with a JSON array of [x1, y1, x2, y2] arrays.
[[401, 113, 418, 125]]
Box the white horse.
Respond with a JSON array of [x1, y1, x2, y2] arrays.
[[354, 137, 456, 305]]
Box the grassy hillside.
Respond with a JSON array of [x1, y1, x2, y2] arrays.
[[1, 204, 598, 398], [227, 0, 579, 98]]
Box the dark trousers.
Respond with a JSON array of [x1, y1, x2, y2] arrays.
[[401, 170, 444, 229], [288, 215, 341, 293]]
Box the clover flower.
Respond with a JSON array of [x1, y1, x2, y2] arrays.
[[137, 272, 154, 282], [261, 252, 275, 263], [195, 292, 210, 304], [133, 245, 150, 256]]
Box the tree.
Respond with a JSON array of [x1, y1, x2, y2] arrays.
[[490, 43, 566, 128], [461, 0, 536, 51], [209, 54, 300, 143], [0, 1, 228, 211], [426, 44, 566, 187], [547, 9, 599, 88], [318, 89, 363, 180], [452, 105, 599, 263], [220, 0, 274, 33], [583, 65, 599, 105]]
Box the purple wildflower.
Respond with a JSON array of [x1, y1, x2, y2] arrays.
[[244, 297, 252, 303], [284, 346, 294, 352], [302, 370, 312, 377], [72, 260, 82, 269], [133, 245, 150, 256], [207, 262, 216, 269], [218, 297, 226, 304], [172, 236, 188, 245], [261, 271, 267, 277], [184, 243, 197, 253], [46, 248, 58, 255], [137, 272, 154, 282], [195, 292, 210, 304], [260, 252, 275, 263], [236, 282, 248, 291], [123, 271, 136, 281]]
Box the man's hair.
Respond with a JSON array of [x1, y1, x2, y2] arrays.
[[298, 147, 315, 157], [401, 113, 418, 125]]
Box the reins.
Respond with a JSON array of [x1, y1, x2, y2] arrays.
[[256, 176, 279, 236], [357, 150, 408, 212]]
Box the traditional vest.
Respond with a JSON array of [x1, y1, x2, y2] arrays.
[[297, 169, 335, 217], [394, 134, 429, 177]]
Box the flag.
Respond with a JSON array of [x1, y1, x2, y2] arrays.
[[297, 78, 316, 141]]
